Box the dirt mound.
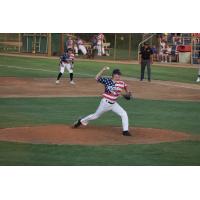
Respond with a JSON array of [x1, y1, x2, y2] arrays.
[[0, 125, 192, 145]]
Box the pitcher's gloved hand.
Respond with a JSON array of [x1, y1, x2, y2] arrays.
[[123, 92, 133, 100]]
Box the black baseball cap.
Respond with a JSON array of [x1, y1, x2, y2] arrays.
[[67, 48, 73, 52], [112, 69, 122, 76]]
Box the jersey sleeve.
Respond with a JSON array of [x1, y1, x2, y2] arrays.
[[97, 77, 108, 84]]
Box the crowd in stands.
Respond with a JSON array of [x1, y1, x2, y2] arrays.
[[153, 33, 189, 63], [65, 33, 108, 58], [65, 33, 200, 63], [151, 33, 200, 63]]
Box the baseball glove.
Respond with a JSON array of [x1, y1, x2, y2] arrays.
[[123, 92, 133, 100]]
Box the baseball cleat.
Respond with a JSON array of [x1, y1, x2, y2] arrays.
[[73, 119, 82, 128], [56, 80, 60, 84], [122, 131, 131, 136], [70, 81, 75, 85], [196, 77, 200, 83]]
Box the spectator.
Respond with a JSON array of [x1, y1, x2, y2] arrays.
[[88, 35, 98, 58], [139, 42, 153, 82], [161, 33, 167, 42], [66, 36, 78, 56], [91, 35, 97, 49], [173, 33, 182, 45], [159, 38, 166, 62], [163, 44, 172, 63], [76, 36, 87, 55], [97, 33, 106, 56]]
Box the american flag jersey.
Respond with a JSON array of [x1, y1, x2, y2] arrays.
[[97, 77, 127, 102], [60, 53, 75, 63]]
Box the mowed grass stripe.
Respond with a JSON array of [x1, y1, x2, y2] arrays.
[[0, 140, 200, 165], [0, 55, 198, 83], [0, 64, 94, 77], [0, 97, 199, 135]]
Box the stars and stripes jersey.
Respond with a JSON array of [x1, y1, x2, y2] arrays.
[[60, 53, 75, 63], [97, 77, 128, 102]]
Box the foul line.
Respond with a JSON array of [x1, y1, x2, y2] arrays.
[[0, 64, 95, 77]]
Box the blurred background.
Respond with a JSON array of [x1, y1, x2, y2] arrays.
[[0, 33, 199, 64]]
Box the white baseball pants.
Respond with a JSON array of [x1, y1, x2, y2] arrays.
[[79, 45, 87, 55], [74, 46, 78, 54], [60, 62, 73, 74], [81, 98, 129, 131], [97, 41, 105, 56]]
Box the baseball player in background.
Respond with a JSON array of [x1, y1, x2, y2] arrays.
[[56, 48, 75, 85], [73, 67, 132, 136], [97, 33, 105, 56], [76, 36, 87, 55]]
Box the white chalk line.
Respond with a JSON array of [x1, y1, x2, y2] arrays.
[[0, 64, 94, 77]]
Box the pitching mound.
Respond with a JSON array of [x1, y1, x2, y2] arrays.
[[0, 125, 192, 145]]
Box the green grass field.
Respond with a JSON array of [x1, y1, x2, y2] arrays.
[[0, 55, 198, 83], [0, 55, 199, 165]]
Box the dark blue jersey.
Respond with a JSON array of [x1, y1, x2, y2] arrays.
[[60, 53, 72, 62]]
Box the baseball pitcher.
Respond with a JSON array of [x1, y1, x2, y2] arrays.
[[73, 67, 133, 136]]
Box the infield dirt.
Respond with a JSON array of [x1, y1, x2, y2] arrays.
[[0, 77, 199, 101]]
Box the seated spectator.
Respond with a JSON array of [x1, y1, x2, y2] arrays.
[[87, 35, 98, 58], [91, 35, 97, 49], [173, 33, 182, 45], [76, 36, 87, 55], [163, 44, 172, 63]]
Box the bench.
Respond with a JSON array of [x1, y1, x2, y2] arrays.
[[0, 41, 23, 52], [84, 42, 111, 57]]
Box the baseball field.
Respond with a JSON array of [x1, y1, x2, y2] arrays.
[[0, 54, 200, 165]]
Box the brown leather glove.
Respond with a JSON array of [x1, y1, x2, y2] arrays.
[[122, 92, 133, 100]]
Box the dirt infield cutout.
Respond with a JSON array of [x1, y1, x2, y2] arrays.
[[0, 125, 193, 145], [0, 77, 200, 101]]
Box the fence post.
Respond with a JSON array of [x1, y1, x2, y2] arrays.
[[128, 34, 132, 60], [113, 33, 117, 60], [47, 33, 52, 57], [18, 33, 21, 53], [60, 33, 64, 54]]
